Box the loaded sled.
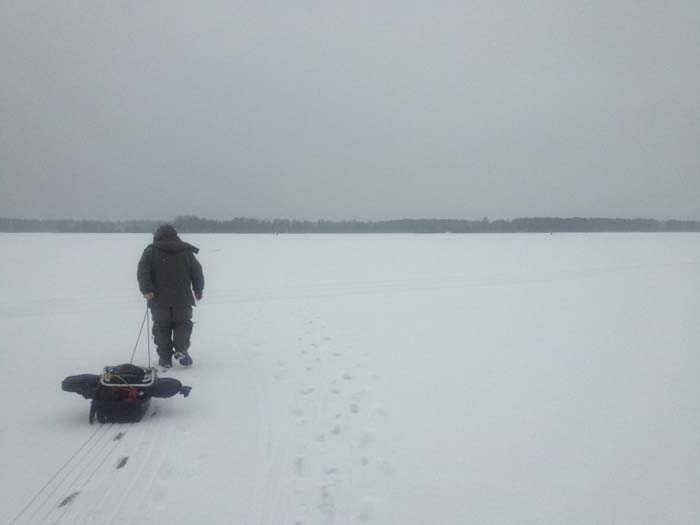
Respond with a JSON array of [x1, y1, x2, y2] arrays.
[[62, 363, 191, 424]]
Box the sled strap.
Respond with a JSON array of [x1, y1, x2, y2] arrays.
[[147, 304, 151, 367], [129, 304, 149, 365]]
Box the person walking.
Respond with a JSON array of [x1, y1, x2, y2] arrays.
[[137, 224, 204, 367]]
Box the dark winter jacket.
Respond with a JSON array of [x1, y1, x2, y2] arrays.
[[137, 236, 204, 308]]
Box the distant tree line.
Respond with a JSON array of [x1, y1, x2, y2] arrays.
[[0, 218, 161, 233], [1, 216, 699, 234]]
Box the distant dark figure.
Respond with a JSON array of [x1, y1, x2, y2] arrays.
[[137, 224, 204, 367]]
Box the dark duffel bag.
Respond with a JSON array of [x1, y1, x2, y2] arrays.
[[62, 374, 100, 399], [146, 378, 191, 398]]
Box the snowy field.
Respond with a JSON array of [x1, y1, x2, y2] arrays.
[[1, 232, 699, 524]]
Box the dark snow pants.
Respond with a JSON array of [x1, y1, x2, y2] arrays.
[[151, 306, 193, 359]]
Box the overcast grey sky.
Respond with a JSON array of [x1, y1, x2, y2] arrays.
[[1, 1, 698, 221]]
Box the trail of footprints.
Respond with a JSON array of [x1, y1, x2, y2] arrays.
[[283, 312, 393, 524]]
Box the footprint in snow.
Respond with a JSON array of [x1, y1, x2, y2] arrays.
[[350, 404, 359, 414], [375, 407, 389, 419], [343, 373, 353, 381], [360, 431, 373, 448], [58, 491, 80, 508], [300, 387, 315, 395], [318, 485, 335, 522], [116, 457, 129, 470], [352, 388, 370, 400], [294, 457, 305, 477], [151, 484, 167, 506], [379, 458, 395, 477], [357, 500, 376, 522]]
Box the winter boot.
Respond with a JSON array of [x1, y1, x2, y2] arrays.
[[174, 351, 193, 367], [158, 355, 172, 368]]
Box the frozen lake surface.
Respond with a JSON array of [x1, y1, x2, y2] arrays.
[[1, 233, 699, 524]]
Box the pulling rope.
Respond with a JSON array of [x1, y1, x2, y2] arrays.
[[147, 305, 151, 367], [129, 303, 150, 365]]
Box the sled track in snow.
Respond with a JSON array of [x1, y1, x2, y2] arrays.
[[81, 405, 169, 525], [49, 423, 128, 525], [10, 422, 114, 524], [10, 405, 171, 525]]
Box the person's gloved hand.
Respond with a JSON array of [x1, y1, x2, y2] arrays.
[[195, 291, 203, 301]]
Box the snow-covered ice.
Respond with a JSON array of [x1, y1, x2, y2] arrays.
[[1, 233, 699, 524]]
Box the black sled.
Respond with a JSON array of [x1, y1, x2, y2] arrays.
[[62, 363, 191, 424]]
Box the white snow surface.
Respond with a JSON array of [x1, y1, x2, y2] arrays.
[[1, 233, 699, 524]]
